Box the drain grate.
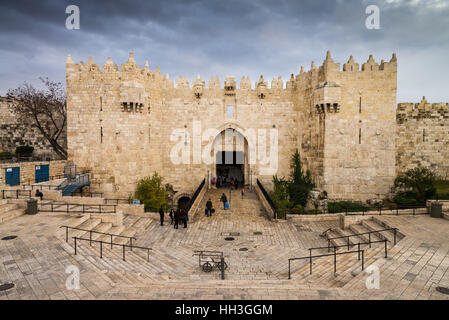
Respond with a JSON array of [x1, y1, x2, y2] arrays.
[[0, 283, 15, 292], [239, 248, 248, 251], [436, 286, 449, 295], [225, 237, 235, 241], [1, 236, 17, 241], [253, 232, 262, 235]]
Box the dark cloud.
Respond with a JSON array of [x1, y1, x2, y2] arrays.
[[0, 0, 448, 101]]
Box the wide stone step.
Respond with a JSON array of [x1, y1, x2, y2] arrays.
[[0, 202, 19, 214], [0, 208, 25, 223]]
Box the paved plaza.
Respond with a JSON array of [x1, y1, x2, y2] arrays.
[[0, 189, 449, 300]]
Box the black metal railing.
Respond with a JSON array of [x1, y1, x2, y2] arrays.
[[71, 190, 104, 198], [311, 239, 389, 258], [326, 227, 399, 248], [39, 202, 117, 213], [104, 198, 133, 205], [61, 225, 136, 245], [1, 189, 32, 199], [256, 179, 279, 219], [288, 248, 365, 279], [329, 204, 427, 216], [186, 178, 206, 213], [72, 236, 152, 262]]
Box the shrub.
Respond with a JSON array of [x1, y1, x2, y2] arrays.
[[393, 192, 421, 206], [0, 151, 14, 159], [328, 201, 365, 213], [290, 204, 304, 215], [15, 145, 34, 156], [287, 149, 315, 208], [269, 176, 291, 218], [134, 173, 168, 212], [394, 167, 436, 203]]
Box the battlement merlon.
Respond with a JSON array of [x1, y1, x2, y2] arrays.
[[397, 96, 449, 116], [295, 51, 397, 82]]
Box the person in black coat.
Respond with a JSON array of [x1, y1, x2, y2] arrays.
[[205, 198, 213, 217], [159, 206, 164, 226], [182, 209, 188, 228], [174, 209, 180, 229], [169, 208, 174, 225]]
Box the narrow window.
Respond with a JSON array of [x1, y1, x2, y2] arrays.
[[149, 126, 151, 143], [423, 129, 425, 142], [359, 97, 362, 113], [101, 127, 103, 144], [359, 128, 362, 144], [100, 96, 103, 111]]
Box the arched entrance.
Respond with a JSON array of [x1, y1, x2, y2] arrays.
[[177, 196, 191, 210], [211, 128, 250, 189]]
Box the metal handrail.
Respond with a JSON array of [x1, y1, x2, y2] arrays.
[[288, 248, 365, 279], [104, 198, 132, 204], [256, 179, 279, 219], [327, 227, 398, 245], [60, 225, 136, 243], [311, 239, 389, 258], [72, 236, 152, 262], [339, 204, 427, 216], [1, 189, 32, 199], [186, 178, 206, 213], [39, 202, 117, 213]]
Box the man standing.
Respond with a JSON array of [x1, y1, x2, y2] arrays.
[[206, 198, 213, 217], [159, 206, 164, 226], [174, 208, 180, 229]]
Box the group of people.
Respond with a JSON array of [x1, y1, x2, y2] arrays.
[[158, 206, 188, 229], [211, 175, 239, 190]]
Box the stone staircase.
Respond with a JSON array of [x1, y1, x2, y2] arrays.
[[287, 217, 405, 288], [195, 187, 266, 220], [0, 199, 26, 223]]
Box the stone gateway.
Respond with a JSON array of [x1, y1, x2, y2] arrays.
[[66, 51, 448, 202]]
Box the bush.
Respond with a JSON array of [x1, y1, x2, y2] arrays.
[[134, 173, 168, 212], [288, 149, 315, 208], [15, 145, 34, 156], [0, 151, 14, 159], [290, 204, 304, 215], [393, 192, 421, 206], [328, 201, 365, 213], [394, 167, 436, 203]]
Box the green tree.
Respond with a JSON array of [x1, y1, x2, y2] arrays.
[[287, 149, 315, 207], [269, 175, 291, 218], [135, 173, 168, 212], [394, 167, 436, 204]]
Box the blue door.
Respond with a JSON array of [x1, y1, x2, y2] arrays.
[[35, 164, 50, 183], [5, 167, 20, 186]]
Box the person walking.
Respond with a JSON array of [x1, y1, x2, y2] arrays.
[[159, 206, 165, 226], [174, 208, 180, 229], [169, 208, 174, 225], [205, 198, 213, 217], [220, 193, 227, 210], [241, 187, 245, 199]]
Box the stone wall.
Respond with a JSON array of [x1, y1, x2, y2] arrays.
[[396, 97, 449, 180], [66, 51, 398, 202], [0, 97, 67, 160]]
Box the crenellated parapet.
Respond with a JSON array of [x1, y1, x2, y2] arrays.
[[397, 96, 449, 121]]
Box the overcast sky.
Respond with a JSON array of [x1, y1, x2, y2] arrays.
[[0, 0, 448, 102]]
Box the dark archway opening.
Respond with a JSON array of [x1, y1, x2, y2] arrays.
[[177, 196, 191, 210], [216, 151, 244, 188]]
